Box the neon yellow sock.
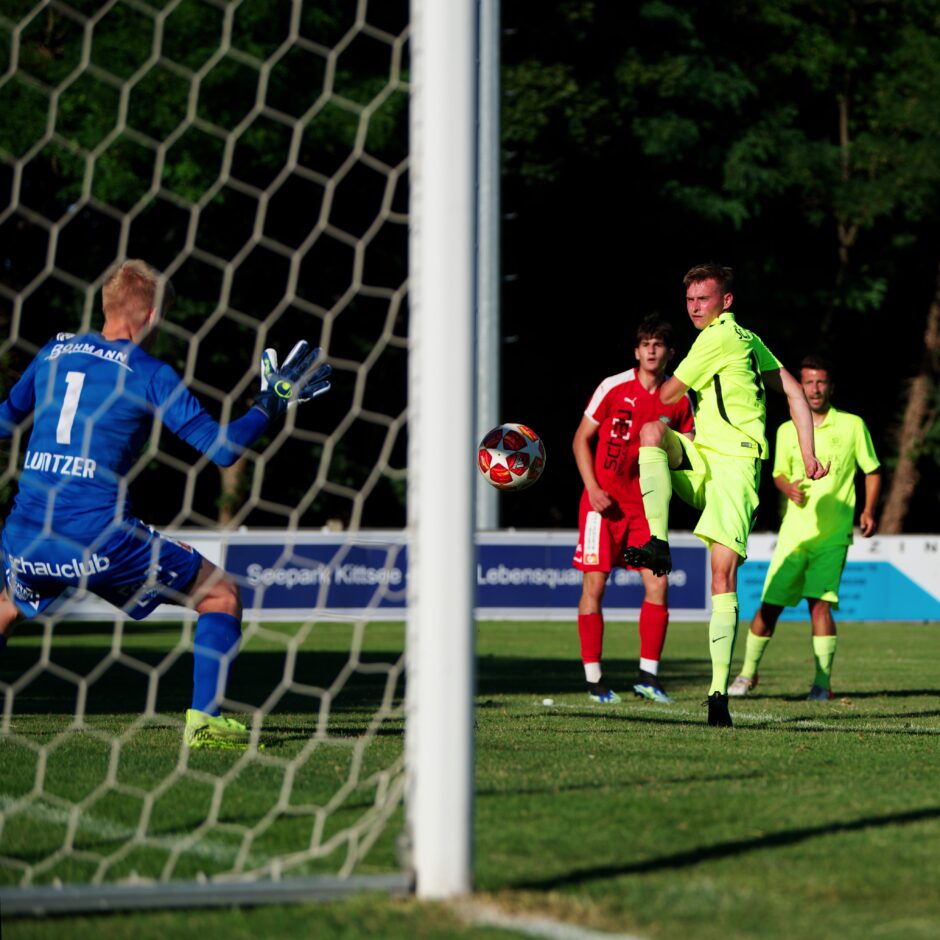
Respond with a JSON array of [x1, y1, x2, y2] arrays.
[[741, 631, 772, 679], [709, 593, 739, 695], [637, 446, 671, 541], [812, 634, 837, 688]]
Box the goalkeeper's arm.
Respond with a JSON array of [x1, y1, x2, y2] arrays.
[[165, 341, 331, 467], [179, 408, 270, 467], [0, 357, 39, 440]]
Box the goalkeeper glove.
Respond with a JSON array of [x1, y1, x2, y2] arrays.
[[255, 340, 332, 421]]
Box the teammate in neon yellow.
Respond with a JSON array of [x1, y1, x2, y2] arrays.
[[624, 263, 829, 726], [729, 355, 880, 701]]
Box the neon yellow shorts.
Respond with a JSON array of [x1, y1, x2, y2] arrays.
[[670, 435, 761, 559], [761, 539, 848, 608]]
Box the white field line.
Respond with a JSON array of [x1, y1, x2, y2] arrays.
[[456, 899, 647, 940], [0, 794, 260, 868], [531, 700, 940, 734]]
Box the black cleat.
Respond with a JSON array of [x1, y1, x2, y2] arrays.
[[623, 537, 672, 576], [707, 691, 733, 727]]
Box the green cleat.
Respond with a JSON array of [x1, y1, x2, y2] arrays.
[[185, 708, 256, 750], [633, 670, 673, 704]]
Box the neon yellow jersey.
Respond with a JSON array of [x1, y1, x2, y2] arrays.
[[672, 312, 781, 459], [773, 407, 880, 546]]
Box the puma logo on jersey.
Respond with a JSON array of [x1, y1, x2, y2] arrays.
[[623, 396, 636, 406]]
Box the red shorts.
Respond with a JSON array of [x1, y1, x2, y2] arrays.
[[572, 489, 650, 573]]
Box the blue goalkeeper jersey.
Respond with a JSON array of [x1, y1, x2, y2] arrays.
[[0, 332, 268, 543]]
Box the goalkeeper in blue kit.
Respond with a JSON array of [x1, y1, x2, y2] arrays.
[[0, 259, 331, 749]]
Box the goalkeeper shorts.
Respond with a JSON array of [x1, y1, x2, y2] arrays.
[[2, 518, 204, 620]]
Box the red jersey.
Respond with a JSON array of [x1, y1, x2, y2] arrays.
[[583, 368, 695, 504]]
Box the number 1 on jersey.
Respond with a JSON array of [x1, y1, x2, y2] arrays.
[[56, 371, 86, 445]]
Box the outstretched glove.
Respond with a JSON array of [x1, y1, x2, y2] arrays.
[[254, 340, 332, 421]]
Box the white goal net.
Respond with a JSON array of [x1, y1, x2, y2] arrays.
[[0, 0, 474, 914]]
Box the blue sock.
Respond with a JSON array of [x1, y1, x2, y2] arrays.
[[191, 612, 241, 715]]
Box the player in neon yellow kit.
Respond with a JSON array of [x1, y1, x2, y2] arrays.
[[729, 355, 881, 700], [623, 263, 829, 727]]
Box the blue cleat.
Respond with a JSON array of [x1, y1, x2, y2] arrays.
[[633, 670, 673, 704], [587, 680, 622, 704]]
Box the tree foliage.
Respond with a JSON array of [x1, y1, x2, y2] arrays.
[[0, 0, 409, 529], [2, 0, 938, 532], [501, 0, 940, 531]]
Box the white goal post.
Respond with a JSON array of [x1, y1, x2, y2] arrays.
[[406, 0, 477, 900], [0, 0, 485, 914]]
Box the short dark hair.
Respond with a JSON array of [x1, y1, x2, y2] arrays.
[[636, 314, 674, 348], [683, 263, 733, 296], [799, 353, 833, 380]]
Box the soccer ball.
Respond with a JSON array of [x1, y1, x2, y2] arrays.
[[478, 423, 546, 491]]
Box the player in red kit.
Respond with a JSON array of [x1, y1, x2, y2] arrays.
[[572, 315, 695, 703]]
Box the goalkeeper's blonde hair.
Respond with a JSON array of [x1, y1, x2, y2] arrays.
[[102, 259, 176, 323]]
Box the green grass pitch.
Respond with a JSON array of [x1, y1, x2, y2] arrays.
[[3, 617, 940, 939]]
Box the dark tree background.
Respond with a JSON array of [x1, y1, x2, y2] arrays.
[[0, 0, 410, 531], [1, 0, 938, 534], [498, 0, 940, 534]]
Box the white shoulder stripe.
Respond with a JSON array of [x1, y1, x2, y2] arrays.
[[584, 368, 636, 419]]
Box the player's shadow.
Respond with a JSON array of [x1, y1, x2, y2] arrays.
[[741, 688, 940, 705], [2, 628, 717, 727], [475, 654, 711, 697], [823, 688, 939, 699], [511, 805, 940, 891], [744, 703, 940, 737], [0, 622, 404, 732], [476, 765, 767, 798]]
